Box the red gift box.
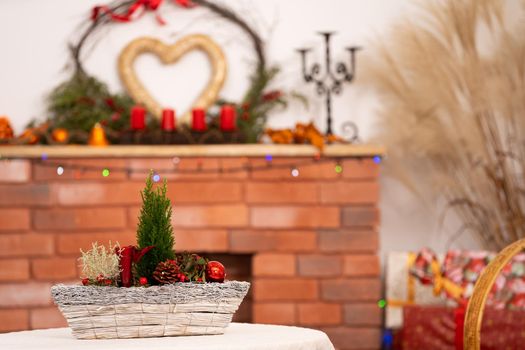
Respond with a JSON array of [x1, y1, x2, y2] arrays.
[[401, 305, 525, 350]]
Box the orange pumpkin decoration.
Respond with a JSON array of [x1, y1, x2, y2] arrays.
[[52, 128, 69, 144]]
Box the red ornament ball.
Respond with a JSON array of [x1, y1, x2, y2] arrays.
[[139, 277, 148, 286], [81, 278, 89, 286], [206, 261, 226, 283]]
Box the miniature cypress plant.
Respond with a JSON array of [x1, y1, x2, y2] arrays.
[[135, 172, 175, 282]]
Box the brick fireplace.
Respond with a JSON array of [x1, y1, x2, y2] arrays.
[[0, 145, 382, 350]]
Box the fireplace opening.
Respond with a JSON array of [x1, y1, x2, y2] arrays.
[[200, 253, 253, 323]]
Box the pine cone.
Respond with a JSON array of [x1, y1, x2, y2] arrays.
[[152, 259, 180, 284]]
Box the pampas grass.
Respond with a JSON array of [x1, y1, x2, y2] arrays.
[[362, 0, 525, 250]]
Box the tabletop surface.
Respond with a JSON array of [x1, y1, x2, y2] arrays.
[[0, 323, 335, 350]]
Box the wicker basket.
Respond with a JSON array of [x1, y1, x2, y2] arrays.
[[463, 238, 525, 350], [51, 281, 250, 340]]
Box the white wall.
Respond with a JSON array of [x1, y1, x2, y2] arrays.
[[0, 0, 482, 257], [0, 0, 407, 135]]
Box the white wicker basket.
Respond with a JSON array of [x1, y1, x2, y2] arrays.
[[51, 281, 250, 340]]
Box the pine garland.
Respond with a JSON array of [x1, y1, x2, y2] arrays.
[[48, 73, 134, 135], [135, 172, 175, 281]]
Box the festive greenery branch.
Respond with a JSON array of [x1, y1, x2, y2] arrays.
[[48, 74, 135, 135], [177, 252, 208, 282], [135, 171, 175, 282]]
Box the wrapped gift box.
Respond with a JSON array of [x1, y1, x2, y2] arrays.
[[387, 249, 525, 330], [401, 305, 525, 350], [386, 252, 445, 329], [410, 249, 525, 308]]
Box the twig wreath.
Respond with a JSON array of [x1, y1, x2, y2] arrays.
[[40, 0, 291, 144]]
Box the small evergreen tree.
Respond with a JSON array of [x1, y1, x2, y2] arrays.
[[135, 172, 175, 282]]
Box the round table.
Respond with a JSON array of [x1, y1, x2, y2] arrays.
[[0, 323, 334, 350]]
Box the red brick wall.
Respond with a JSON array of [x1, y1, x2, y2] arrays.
[[0, 157, 381, 349]]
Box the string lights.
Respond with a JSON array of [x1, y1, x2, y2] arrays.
[[28, 154, 383, 179]]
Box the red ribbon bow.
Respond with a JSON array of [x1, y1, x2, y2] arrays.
[[116, 245, 155, 287], [92, 0, 194, 25]]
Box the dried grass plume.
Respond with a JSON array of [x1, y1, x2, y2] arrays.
[[361, 0, 525, 249]]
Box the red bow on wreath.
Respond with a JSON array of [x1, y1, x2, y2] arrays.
[[92, 0, 194, 25]]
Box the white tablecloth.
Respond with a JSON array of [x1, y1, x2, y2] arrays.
[[0, 323, 334, 350]]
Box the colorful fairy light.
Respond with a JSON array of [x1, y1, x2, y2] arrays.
[[23, 154, 382, 179], [377, 299, 387, 308], [382, 330, 394, 347]]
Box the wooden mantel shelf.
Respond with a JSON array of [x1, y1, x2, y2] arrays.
[[0, 144, 385, 159]]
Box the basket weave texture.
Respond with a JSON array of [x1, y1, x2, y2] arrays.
[[51, 281, 250, 340], [463, 238, 525, 350]]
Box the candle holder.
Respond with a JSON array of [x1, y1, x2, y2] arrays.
[[118, 127, 246, 145], [297, 32, 360, 136]]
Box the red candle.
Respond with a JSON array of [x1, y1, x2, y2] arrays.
[[192, 108, 207, 131], [161, 109, 176, 131], [220, 105, 236, 131], [130, 105, 146, 130]]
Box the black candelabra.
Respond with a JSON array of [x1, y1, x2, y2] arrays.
[[298, 32, 360, 137]]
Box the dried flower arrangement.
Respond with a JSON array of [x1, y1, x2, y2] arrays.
[[79, 241, 121, 286], [52, 172, 249, 339]]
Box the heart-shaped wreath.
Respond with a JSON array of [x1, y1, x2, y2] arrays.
[[31, 0, 301, 144], [117, 34, 228, 122]]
